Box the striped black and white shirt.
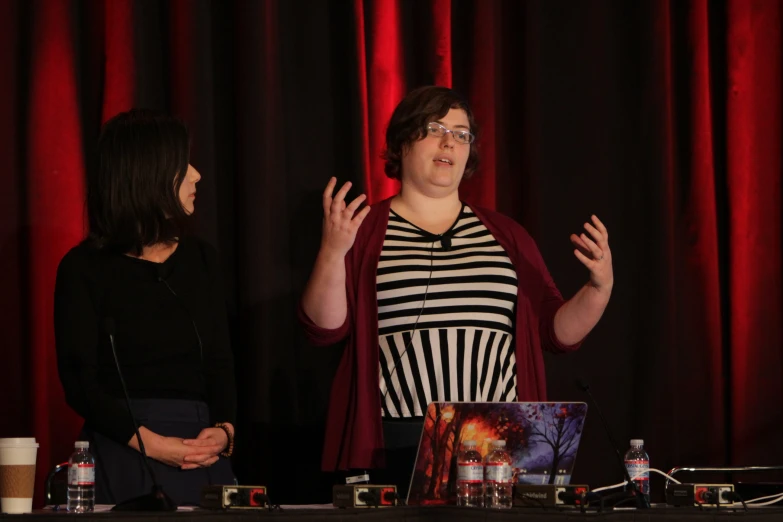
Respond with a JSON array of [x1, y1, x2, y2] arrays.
[[378, 205, 519, 418]]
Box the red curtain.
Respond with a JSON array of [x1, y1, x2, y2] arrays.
[[649, 0, 783, 468], [355, 0, 497, 208], [26, 0, 87, 502], [652, 0, 727, 465], [102, 0, 135, 121], [3, 0, 783, 505], [725, 0, 782, 465], [358, 0, 405, 203]]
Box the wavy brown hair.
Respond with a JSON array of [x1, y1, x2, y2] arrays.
[[382, 86, 479, 180]]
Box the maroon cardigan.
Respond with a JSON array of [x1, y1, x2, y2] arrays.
[[298, 198, 581, 471]]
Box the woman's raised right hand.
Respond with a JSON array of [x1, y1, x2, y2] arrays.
[[320, 177, 371, 258]]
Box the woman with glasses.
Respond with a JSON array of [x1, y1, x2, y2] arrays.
[[299, 86, 613, 495]]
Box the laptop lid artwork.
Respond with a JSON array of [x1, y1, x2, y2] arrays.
[[406, 401, 588, 505]]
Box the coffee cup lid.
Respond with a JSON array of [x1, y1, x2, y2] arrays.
[[0, 438, 39, 448]]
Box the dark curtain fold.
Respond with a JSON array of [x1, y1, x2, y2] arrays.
[[725, 0, 783, 467], [25, 0, 88, 500], [1, 0, 782, 506]]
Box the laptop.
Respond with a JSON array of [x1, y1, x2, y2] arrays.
[[406, 401, 588, 505]]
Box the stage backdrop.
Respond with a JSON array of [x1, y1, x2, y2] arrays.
[[0, 0, 781, 505]]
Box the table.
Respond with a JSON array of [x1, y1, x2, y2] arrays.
[[3, 505, 783, 521]]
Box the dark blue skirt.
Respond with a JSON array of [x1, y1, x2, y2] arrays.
[[81, 399, 235, 506]]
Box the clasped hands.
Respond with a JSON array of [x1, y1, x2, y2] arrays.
[[138, 425, 231, 470]]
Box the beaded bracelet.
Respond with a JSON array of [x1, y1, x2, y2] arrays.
[[214, 423, 234, 458]]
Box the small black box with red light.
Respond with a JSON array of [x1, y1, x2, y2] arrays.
[[665, 483, 736, 507], [514, 484, 591, 507], [200, 485, 269, 509], [332, 484, 398, 508]]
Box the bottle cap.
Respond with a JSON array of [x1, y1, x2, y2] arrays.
[[491, 440, 506, 448], [75, 441, 90, 449], [463, 440, 477, 447], [630, 439, 644, 446]]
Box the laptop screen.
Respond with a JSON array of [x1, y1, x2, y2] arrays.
[[406, 401, 588, 505]]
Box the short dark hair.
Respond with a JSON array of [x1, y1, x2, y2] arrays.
[[86, 109, 191, 255], [382, 86, 479, 180]]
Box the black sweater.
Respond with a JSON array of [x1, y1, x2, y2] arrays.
[[54, 237, 236, 444]]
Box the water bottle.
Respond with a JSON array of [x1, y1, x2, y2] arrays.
[[67, 441, 95, 512], [624, 439, 650, 499], [484, 440, 513, 509], [456, 440, 483, 507]]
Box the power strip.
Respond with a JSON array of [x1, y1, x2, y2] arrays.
[[665, 483, 736, 507]]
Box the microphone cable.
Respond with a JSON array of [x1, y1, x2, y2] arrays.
[[381, 231, 451, 409], [158, 277, 204, 364]]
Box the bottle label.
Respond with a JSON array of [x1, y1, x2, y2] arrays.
[[625, 459, 649, 481], [68, 464, 95, 486], [457, 463, 483, 483], [485, 462, 512, 483]]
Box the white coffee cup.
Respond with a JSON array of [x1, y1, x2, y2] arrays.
[[0, 438, 39, 514]]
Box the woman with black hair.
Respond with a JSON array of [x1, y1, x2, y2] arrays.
[[55, 109, 236, 506]]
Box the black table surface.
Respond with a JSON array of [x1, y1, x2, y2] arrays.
[[3, 505, 783, 521]]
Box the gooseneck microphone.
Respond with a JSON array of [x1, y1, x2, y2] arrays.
[[576, 378, 650, 509], [105, 318, 177, 512]]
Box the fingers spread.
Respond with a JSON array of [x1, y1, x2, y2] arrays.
[[584, 222, 606, 245], [579, 233, 602, 258], [570, 234, 592, 258], [345, 194, 367, 214], [353, 204, 372, 225], [591, 214, 608, 238], [322, 177, 337, 215], [573, 249, 595, 268], [331, 181, 353, 213], [570, 233, 589, 250]]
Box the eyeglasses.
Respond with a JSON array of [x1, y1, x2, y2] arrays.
[[426, 122, 475, 145]]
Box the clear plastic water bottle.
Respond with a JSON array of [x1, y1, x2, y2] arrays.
[[624, 439, 650, 499], [67, 441, 95, 512], [456, 440, 483, 507], [484, 440, 513, 509]]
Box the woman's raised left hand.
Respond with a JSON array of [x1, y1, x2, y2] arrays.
[[570, 215, 613, 292]]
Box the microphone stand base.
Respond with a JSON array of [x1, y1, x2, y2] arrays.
[[628, 481, 651, 509], [596, 484, 650, 511]]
